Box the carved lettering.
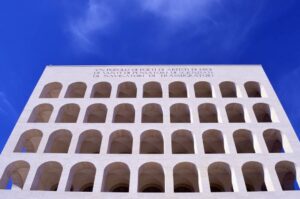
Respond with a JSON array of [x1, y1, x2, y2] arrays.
[[93, 67, 214, 78]]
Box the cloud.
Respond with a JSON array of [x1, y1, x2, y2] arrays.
[[139, 0, 218, 24], [138, 0, 267, 54], [67, 0, 220, 52], [69, 0, 113, 51], [0, 92, 18, 119], [66, 0, 266, 55]]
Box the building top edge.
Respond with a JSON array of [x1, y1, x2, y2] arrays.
[[45, 64, 263, 68]]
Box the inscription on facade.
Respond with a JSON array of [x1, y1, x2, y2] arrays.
[[93, 67, 213, 78]]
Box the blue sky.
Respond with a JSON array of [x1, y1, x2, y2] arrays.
[[0, 0, 300, 152]]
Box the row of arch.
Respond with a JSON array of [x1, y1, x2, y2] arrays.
[[1, 161, 298, 192], [14, 129, 289, 154], [40, 81, 265, 98], [28, 102, 276, 123]]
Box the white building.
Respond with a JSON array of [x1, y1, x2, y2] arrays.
[[0, 65, 299, 198]]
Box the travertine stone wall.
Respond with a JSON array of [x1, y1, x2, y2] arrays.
[[0, 65, 299, 198]]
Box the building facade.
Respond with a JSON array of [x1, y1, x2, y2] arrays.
[[0, 65, 299, 198]]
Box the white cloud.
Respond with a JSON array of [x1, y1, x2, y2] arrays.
[[66, 0, 265, 54], [139, 0, 218, 23], [67, 0, 218, 51], [0, 92, 18, 118], [69, 0, 113, 51]]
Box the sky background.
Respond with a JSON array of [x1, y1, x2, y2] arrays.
[[0, 0, 300, 152]]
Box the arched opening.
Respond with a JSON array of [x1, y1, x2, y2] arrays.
[[108, 130, 132, 154], [276, 161, 300, 191], [90, 82, 111, 98], [219, 81, 237, 97], [0, 161, 30, 190], [101, 162, 130, 192], [208, 162, 233, 192], [28, 104, 53, 123], [173, 162, 199, 192], [244, 81, 261, 98], [172, 130, 194, 154], [83, 104, 107, 123], [14, 129, 42, 153], [194, 81, 212, 98], [253, 103, 273, 123], [112, 104, 135, 123], [198, 103, 218, 123], [31, 161, 62, 191], [143, 81, 162, 98], [40, 82, 62, 98], [55, 103, 80, 123], [142, 103, 163, 123], [117, 82, 137, 98], [138, 162, 164, 192], [66, 162, 96, 192], [203, 130, 225, 154], [44, 130, 72, 153], [242, 162, 267, 191], [263, 129, 284, 153], [170, 103, 190, 123], [140, 130, 163, 154], [65, 82, 86, 98], [226, 103, 246, 123], [169, 81, 187, 98], [76, 130, 102, 154], [233, 129, 255, 153]]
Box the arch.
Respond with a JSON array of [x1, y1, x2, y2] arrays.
[[83, 104, 107, 123], [0, 161, 30, 190], [28, 104, 53, 123], [194, 81, 212, 98], [76, 130, 102, 154], [253, 103, 272, 122], [208, 162, 233, 192], [143, 81, 162, 98], [198, 103, 218, 123], [117, 82, 137, 98], [242, 162, 267, 191], [233, 129, 255, 153], [172, 130, 194, 154], [101, 162, 130, 192], [169, 81, 187, 98], [14, 129, 42, 153], [276, 161, 299, 191], [170, 103, 191, 123], [65, 82, 86, 98], [31, 161, 62, 191], [244, 81, 261, 98], [138, 162, 165, 192], [90, 82, 111, 98], [55, 103, 80, 123], [263, 129, 284, 153], [112, 104, 135, 123], [66, 162, 96, 192], [40, 82, 62, 98], [226, 103, 246, 123], [108, 130, 133, 154], [173, 162, 199, 192], [140, 130, 163, 154], [203, 130, 225, 154], [219, 81, 237, 97], [44, 130, 72, 153], [142, 103, 163, 123]]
